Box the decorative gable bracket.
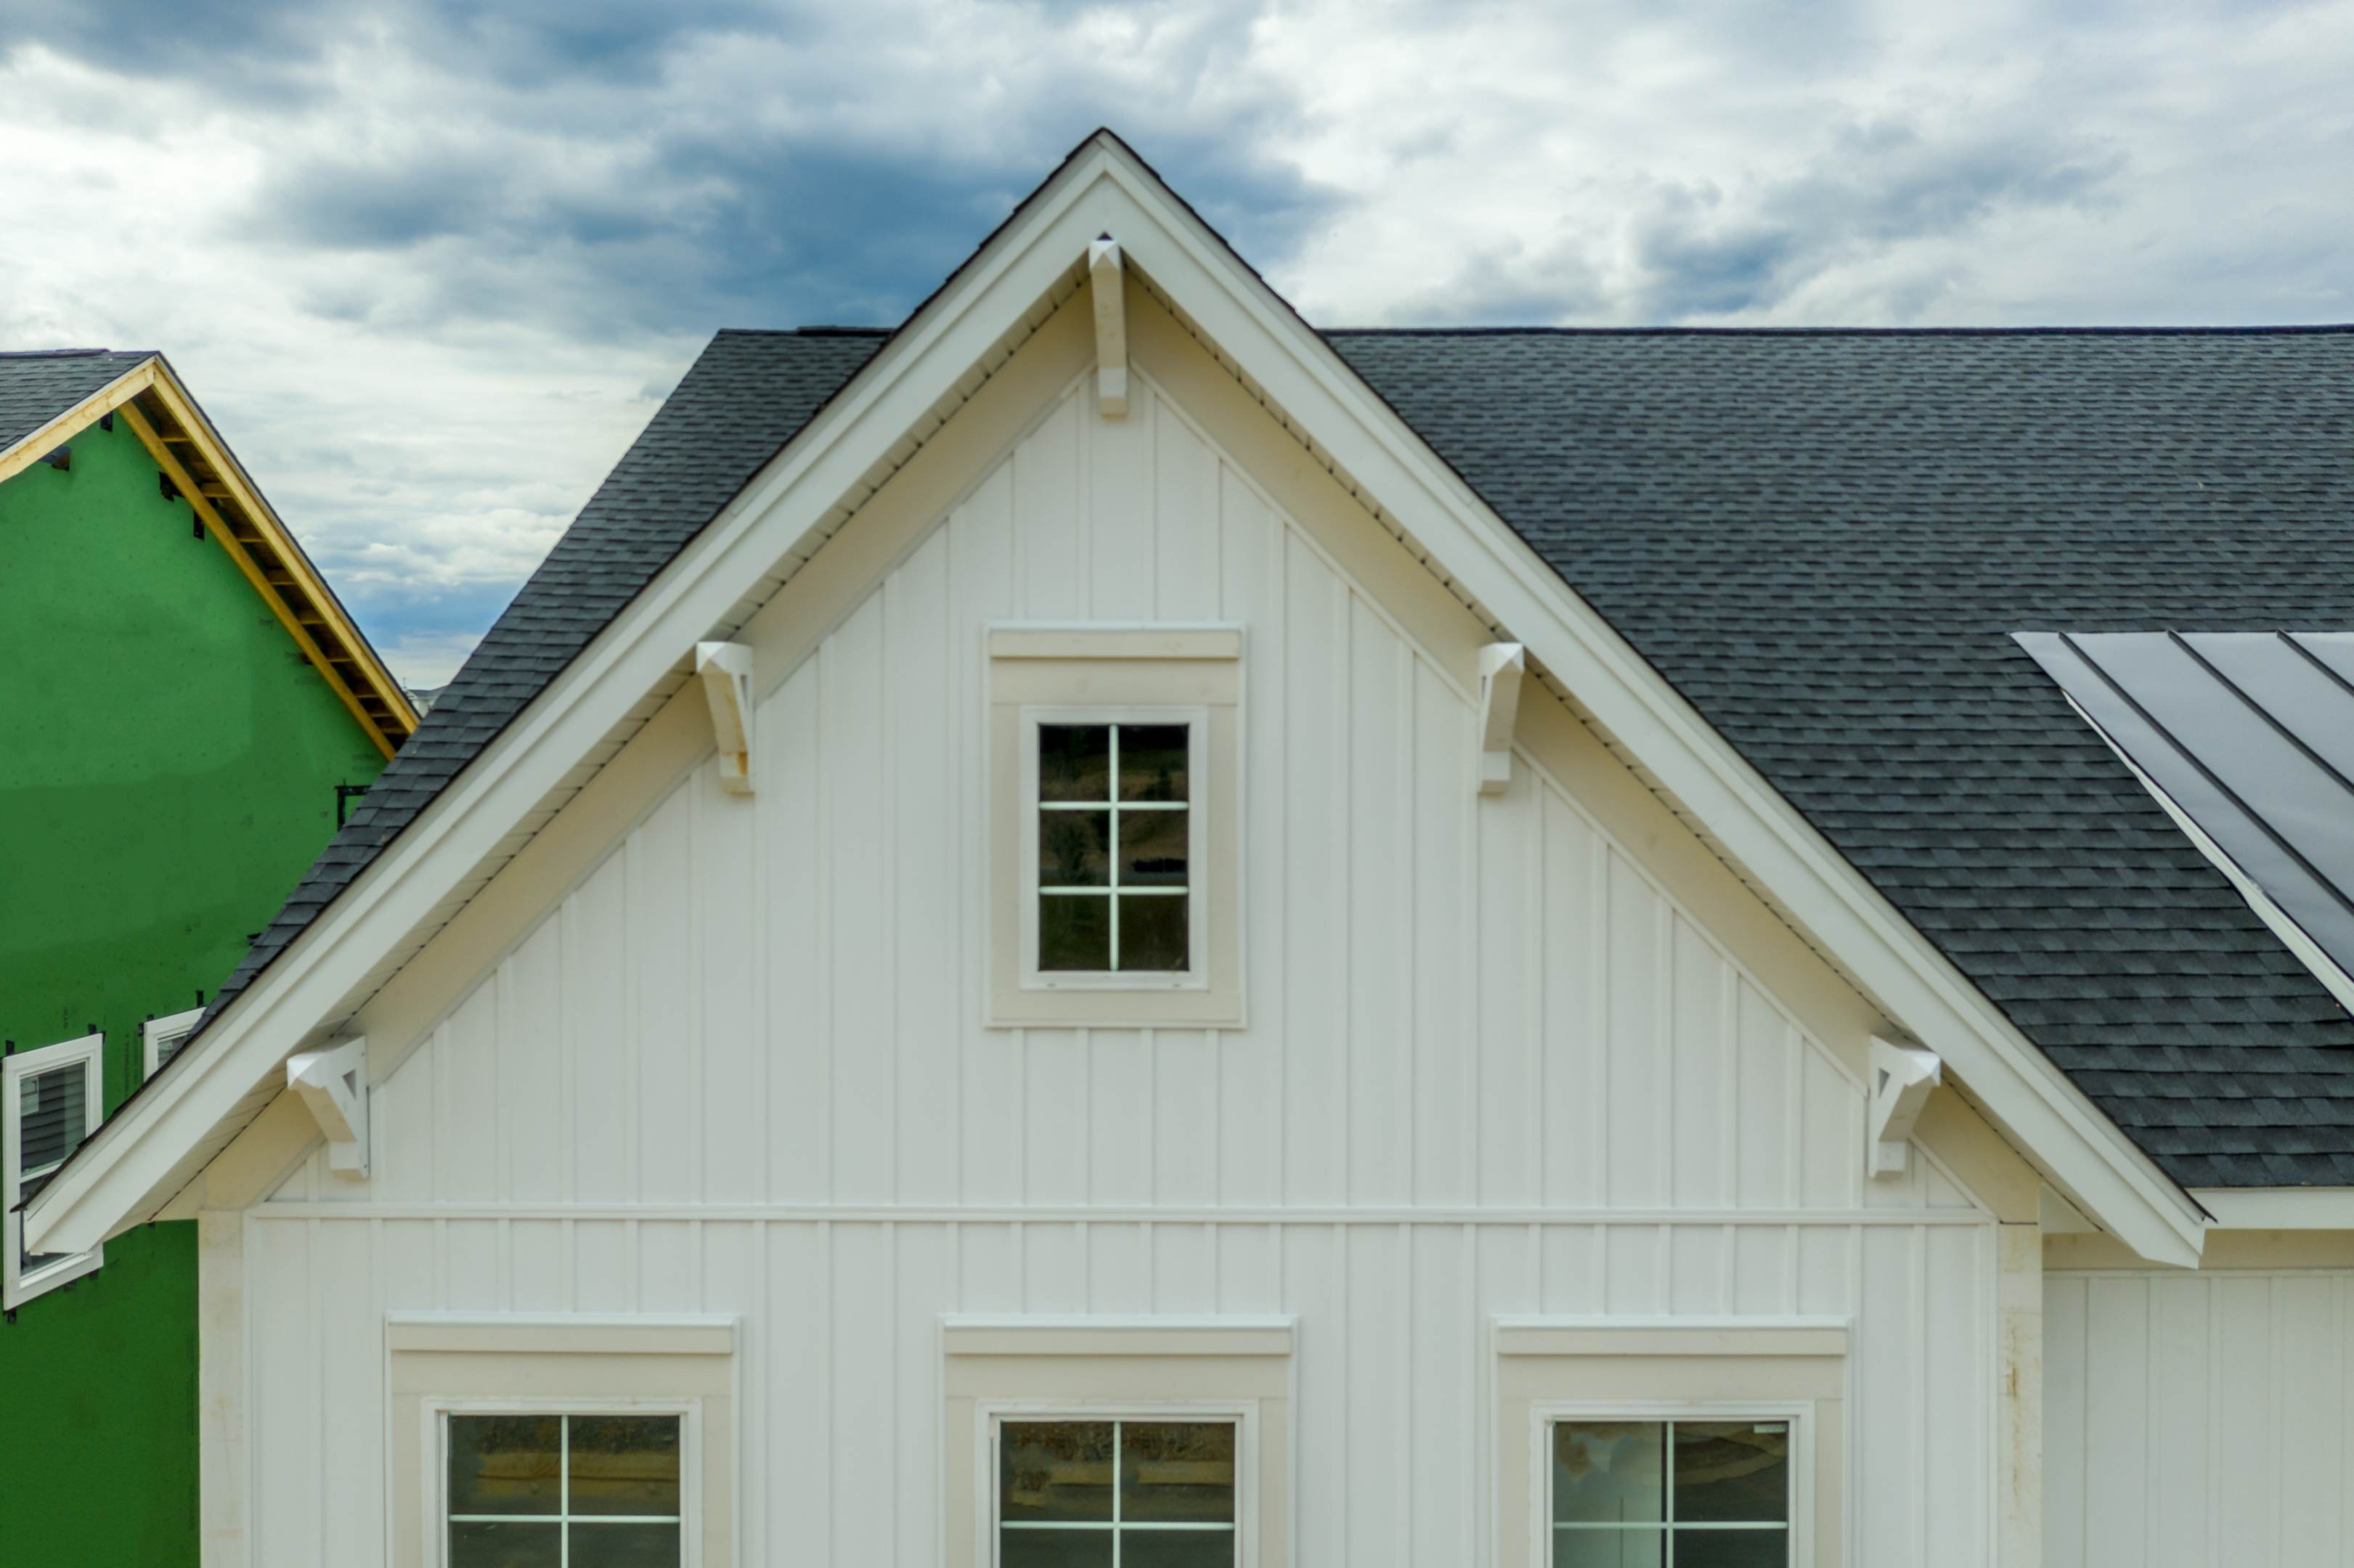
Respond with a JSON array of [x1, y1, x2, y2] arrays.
[[1868, 1034, 1942, 1177], [1478, 642, 1526, 796], [695, 640, 755, 795], [1091, 237, 1128, 418], [286, 1037, 369, 1178]]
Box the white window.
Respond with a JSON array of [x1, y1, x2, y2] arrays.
[[1496, 1320, 1845, 1568], [142, 1006, 204, 1079], [945, 1317, 1291, 1568], [1549, 1416, 1794, 1566], [997, 1416, 1239, 1566], [4, 1031, 106, 1308], [389, 1315, 736, 1568], [988, 628, 1243, 1028], [444, 1410, 683, 1565], [1026, 716, 1205, 979]]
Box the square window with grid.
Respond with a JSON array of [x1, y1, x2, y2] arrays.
[[998, 1418, 1236, 1567], [1551, 1419, 1790, 1567], [447, 1413, 681, 1567], [1035, 723, 1192, 973]]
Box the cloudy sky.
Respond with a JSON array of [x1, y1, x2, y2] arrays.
[[4, 0, 2349, 687]]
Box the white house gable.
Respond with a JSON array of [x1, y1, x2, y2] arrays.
[[272, 306, 1982, 1225], [231, 286, 2020, 1568]]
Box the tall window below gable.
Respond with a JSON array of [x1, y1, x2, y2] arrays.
[[989, 628, 1242, 1029], [4, 1031, 106, 1308]]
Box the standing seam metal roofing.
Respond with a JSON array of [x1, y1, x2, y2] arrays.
[[206, 322, 2354, 1191]]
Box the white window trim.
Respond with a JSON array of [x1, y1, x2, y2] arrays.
[[1531, 1398, 1815, 1568], [986, 624, 1245, 1029], [979, 1399, 1263, 1568], [944, 1315, 1294, 1568], [1019, 704, 1210, 992], [142, 1006, 204, 1079], [388, 1313, 737, 1568], [5, 1032, 105, 1309], [1494, 1318, 1847, 1568]]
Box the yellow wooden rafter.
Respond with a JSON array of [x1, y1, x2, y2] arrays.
[[1, 356, 418, 757]]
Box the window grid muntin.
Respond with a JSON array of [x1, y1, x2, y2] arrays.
[[1549, 1418, 1791, 1560], [1037, 723, 1189, 973], [447, 1412, 683, 1566], [998, 1416, 1238, 1565]]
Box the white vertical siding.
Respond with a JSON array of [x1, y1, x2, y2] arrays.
[[246, 365, 2000, 1564], [2046, 1270, 2354, 1568]]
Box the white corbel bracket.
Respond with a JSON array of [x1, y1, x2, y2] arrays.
[[695, 640, 755, 795], [1868, 1034, 1942, 1177], [287, 1037, 369, 1178], [1090, 237, 1128, 418], [1478, 642, 1526, 796]]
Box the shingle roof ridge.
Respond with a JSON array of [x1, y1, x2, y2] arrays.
[[1322, 324, 2354, 338]]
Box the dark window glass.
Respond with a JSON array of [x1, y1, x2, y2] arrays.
[[1671, 1423, 1787, 1523], [1552, 1421, 1788, 1567], [1034, 722, 1192, 973], [1040, 726, 1112, 801], [1117, 895, 1189, 971], [1002, 1421, 1234, 1567], [1117, 726, 1189, 801], [568, 1416, 680, 1516], [1040, 896, 1112, 971], [1117, 810, 1189, 886], [1040, 810, 1112, 887], [448, 1414, 681, 1568], [450, 1416, 562, 1516], [1001, 1421, 1117, 1521]]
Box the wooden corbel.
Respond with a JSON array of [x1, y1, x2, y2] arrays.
[[695, 640, 755, 795], [1478, 642, 1526, 796], [287, 1037, 369, 1178], [1868, 1034, 1942, 1177], [1090, 237, 1128, 418]]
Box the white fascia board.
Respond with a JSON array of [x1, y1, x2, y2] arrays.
[[22, 140, 1163, 1254], [2191, 1188, 2354, 1229], [26, 136, 2207, 1267], [1060, 154, 2208, 1267]]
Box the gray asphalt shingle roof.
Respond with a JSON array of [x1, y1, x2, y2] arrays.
[[208, 319, 2354, 1192], [1329, 325, 2354, 1188], [0, 349, 153, 453]]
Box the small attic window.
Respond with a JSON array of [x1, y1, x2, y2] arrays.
[[987, 626, 1244, 1029], [143, 1007, 205, 1079], [4, 1032, 106, 1308]]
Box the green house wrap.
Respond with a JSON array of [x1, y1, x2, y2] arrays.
[[0, 348, 413, 1568]]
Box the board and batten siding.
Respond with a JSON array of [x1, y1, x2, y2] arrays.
[[2045, 1269, 2354, 1567], [243, 362, 2001, 1565]]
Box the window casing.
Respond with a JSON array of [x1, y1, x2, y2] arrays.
[[944, 1318, 1292, 1568], [143, 1006, 204, 1079], [4, 1031, 105, 1308], [389, 1315, 735, 1568], [1496, 1320, 1844, 1568], [988, 628, 1243, 1028]]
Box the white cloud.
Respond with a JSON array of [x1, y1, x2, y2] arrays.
[[4, 0, 2350, 679]]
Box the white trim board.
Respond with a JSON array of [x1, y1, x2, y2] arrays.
[[25, 131, 2206, 1268], [2192, 1188, 2354, 1229]]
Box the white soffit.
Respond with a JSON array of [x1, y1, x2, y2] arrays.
[[28, 134, 2210, 1267]]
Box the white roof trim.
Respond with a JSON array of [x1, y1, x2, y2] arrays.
[[28, 133, 2210, 1266], [2191, 1188, 2354, 1230]]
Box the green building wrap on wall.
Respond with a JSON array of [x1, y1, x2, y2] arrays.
[[0, 401, 396, 1566]]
